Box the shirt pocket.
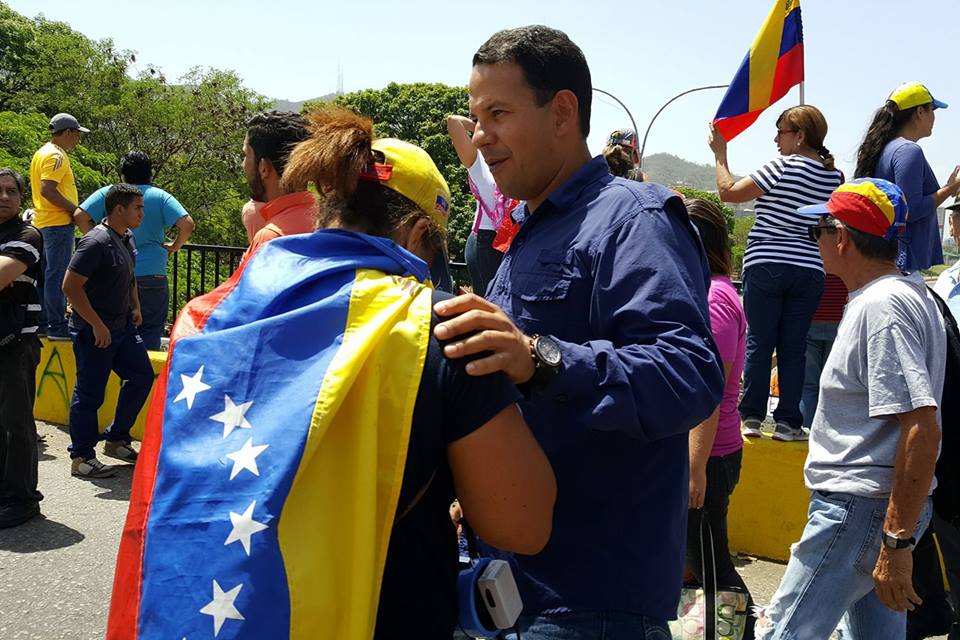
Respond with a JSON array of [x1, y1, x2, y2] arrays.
[[514, 249, 576, 302]]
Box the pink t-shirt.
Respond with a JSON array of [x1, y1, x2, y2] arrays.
[[708, 275, 747, 457]]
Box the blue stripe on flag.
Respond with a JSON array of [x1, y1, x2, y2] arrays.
[[779, 8, 803, 55], [714, 52, 751, 119]]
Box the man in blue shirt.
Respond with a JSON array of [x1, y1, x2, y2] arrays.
[[434, 26, 724, 637], [75, 152, 194, 350]]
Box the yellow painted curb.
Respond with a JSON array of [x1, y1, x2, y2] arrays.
[[34, 337, 166, 442], [728, 436, 810, 561]]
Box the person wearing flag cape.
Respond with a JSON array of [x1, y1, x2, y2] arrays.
[[107, 104, 556, 640]]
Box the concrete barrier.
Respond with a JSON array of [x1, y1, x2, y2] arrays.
[[34, 337, 165, 442], [33, 336, 809, 561], [728, 437, 810, 561]]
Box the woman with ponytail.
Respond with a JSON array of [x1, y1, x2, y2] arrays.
[[708, 105, 842, 442], [854, 82, 960, 271]]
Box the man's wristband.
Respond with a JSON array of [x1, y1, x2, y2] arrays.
[[882, 531, 916, 551]]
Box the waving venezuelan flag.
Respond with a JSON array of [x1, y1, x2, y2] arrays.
[[713, 0, 804, 141], [107, 230, 434, 639]]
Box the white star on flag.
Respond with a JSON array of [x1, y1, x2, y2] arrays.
[[224, 500, 269, 555], [199, 579, 244, 637], [174, 365, 212, 410], [209, 395, 254, 438], [225, 438, 269, 480]]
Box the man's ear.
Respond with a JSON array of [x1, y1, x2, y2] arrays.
[[258, 157, 276, 181], [552, 89, 580, 137]]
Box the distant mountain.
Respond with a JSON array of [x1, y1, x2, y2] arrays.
[[272, 93, 339, 113], [642, 152, 722, 190]]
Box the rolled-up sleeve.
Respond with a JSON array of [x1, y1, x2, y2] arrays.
[[544, 198, 724, 442]]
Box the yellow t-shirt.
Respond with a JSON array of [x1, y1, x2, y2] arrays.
[[30, 142, 78, 228]]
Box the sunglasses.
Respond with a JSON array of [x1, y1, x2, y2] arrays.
[[807, 224, 838, 242]]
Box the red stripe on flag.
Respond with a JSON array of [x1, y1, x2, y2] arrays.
[[769, 43, 804, 106], [106, 255, 256, 638], [714, 109, 764, 142]]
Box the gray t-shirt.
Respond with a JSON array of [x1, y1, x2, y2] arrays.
[[805, 272, 946, 497]]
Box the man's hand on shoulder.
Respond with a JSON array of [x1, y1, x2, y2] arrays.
[[434, 293, 535, 385]]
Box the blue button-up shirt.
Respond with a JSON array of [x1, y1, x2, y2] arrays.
[[485, 156, 724, 620]]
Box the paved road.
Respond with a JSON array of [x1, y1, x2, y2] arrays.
[[0, 422, 948, 639]]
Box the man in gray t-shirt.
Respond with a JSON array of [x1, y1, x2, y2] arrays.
[[756, 178, 947, 640]]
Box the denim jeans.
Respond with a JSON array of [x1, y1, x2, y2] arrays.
[[67, 322, 154, 460], [38, 223, 75, 337], [740, 263, 824, 429], [500, 611, 670, 640], [136, 275, 169, 351], [465, 230, 503, 298], [0, 337, 42, 507], [799, 321, 839, 428], [756, 491, 933, 640]]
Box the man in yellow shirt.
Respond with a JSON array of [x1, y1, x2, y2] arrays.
[[30, 113, 88, 339]]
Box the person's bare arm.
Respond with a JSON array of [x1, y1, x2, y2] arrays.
[[873, 405, 941, 612], [688, 363, 731, 508], [130, 280, 142, 327], [708, 124, 763, 203], [74, 208, 95, 233], [62, 270, 111, 347], [40, 180, 77, 217], [164, 215, 195, 253], [0, 255, 27, 289], [448, 404, 556, 554], [446, 115, 478, 168]]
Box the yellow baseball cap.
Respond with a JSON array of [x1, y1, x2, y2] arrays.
[[360, 138, 450, 232], [888, 82, 948, 111]]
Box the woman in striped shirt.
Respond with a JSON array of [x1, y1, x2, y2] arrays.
[[708, 105, 842, 441]]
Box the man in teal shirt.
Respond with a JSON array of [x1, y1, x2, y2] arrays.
[[75, 152, 193, 350]]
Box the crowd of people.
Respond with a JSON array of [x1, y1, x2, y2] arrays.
[[0, 22, 959, 640]]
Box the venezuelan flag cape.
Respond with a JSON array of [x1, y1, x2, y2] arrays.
[[713, 0, 804, 141], [107, 230, 434, 639]]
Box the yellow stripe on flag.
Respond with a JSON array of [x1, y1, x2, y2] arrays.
[[278, 269, 432, 639], [748, 0, 795, 111]]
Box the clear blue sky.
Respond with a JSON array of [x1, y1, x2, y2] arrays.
[[9, 0, 959, 187]]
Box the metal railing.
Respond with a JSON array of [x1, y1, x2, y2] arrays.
[[169, 244, 246, 322], [167, 243, 471, 324]]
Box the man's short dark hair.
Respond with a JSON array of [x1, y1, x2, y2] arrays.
[[826, 215, 899, 262], [473, 26, 592, 137], [0, 168, 25, 195], [119, 151, 152, 184], [105, 183, 142, 215], [246, 111, 310, 176]]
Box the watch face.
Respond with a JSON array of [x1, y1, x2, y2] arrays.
[[536, 336, 562, 367]]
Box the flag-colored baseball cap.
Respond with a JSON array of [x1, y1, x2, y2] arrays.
[[48, 113, 90, 133], [888, 82, 948, 111], [360, 138, 450, 232], [799, 178, 908, 240]]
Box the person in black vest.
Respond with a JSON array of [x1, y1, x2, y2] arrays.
[[62, 183, 154, 479], [0, 168, 44, 528]]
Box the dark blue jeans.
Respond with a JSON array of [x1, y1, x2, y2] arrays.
[[799, 321, 839, 428], [465, 230, 503, 298], [38, 223, 74, 337], [739, 263, 824, 429], [0, 337, 42, 506], [67, 323, 154, 460], [502, 612, 670, 639], [136, 275, 169, 351]]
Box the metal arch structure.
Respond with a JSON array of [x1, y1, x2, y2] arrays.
[[637, 84, 729, 172]]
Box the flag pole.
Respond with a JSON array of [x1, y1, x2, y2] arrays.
[[799, 81, 805, 105]]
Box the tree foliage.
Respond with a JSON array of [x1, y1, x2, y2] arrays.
[[0, 2, 266, 248], [330, 83, 474, 260]]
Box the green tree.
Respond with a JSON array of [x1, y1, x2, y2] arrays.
[[672, 186, 735, 234], [329, 83, 474, 260]]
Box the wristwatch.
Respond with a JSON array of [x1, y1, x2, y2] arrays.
[[528, 334, 562, 388], [882, 531, 916, 551]]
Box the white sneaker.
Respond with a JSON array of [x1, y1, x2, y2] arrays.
[[771, 421, 809, 442], [741, 417, 764, 438], [71, 456, 116, 479]]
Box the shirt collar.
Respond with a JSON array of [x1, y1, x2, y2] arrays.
[[261, 191, 317, 222], [541, 155, 610, 213], [0, 215, 24, 234]]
